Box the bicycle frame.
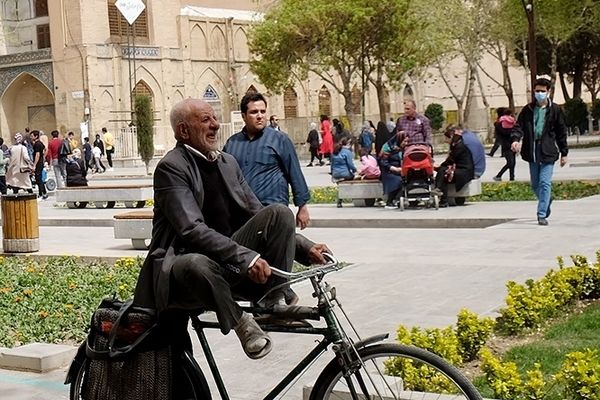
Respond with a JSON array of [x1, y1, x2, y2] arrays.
[[188, 255, 389, 400]]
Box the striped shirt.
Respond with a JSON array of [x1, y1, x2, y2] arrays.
[[396, 114, 432, 146], [223, 126, 310, 207]]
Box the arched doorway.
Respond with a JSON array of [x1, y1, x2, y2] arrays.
[[318, 86, 332, 117], [1, 73, 55, 138], [283, 87, 298, 118]]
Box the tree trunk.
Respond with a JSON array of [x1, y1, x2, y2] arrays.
[[375, 77, 387, 123], [501, 53, 515, 110], [463, 66, 476, 126], [559, 73, 571, 101], [550, 44, 559, 100]]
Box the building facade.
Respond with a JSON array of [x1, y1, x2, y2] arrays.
[[0, 0, 584, 157]]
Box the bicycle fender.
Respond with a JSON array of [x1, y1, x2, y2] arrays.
[[64, 342, 86, 385], [353, 333, 389, 349]]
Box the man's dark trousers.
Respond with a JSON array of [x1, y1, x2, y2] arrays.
[[167, 204, 295, 334]]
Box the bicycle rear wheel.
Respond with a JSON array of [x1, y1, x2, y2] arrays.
[[310, 343, 482, 400]]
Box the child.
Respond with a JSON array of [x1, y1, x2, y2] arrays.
[[358, 148, 380, 179], [499, 108, 515, 130]]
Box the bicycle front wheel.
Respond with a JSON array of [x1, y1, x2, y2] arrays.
[[310, 343, 482, 400]]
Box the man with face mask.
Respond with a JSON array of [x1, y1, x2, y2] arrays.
[[511, 78, 568, 226]]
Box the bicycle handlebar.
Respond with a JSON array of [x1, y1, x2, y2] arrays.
[[270, 253, 339, 280]]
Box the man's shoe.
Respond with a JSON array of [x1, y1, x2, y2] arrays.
[[545, 197, 553, 218], [538, 217, 549, 226], [493, 176, 502, 182], [234, 312, 272, 359], [306, 163, 313, 167], [319, 161, 325, 166], [283, 287, 299, 306]]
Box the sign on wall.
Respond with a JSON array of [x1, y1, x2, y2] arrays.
[[115, 0, 146, 25]]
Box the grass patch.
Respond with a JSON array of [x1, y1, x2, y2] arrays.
[[475, 301, 600, 398], [0, 256, 140, 347], [504, 303, 600, 376], [308, 180, 600, 204]]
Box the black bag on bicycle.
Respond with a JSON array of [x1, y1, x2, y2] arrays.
[[80, 297, 173, 400]]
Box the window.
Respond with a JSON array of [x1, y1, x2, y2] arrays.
[[107, 0, 149, 42], [283, 87, 298, 118], [37, 24, 51, 49], [35, 0, 48, 17], [318, 86, 332, 117]]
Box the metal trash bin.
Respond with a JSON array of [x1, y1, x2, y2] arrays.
[[1, 193, 39, 253]]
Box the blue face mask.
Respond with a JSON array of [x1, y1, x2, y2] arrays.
[[535, 91, 548, 103]]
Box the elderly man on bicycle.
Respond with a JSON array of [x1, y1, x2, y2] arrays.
[[133, 98, 330, 360]]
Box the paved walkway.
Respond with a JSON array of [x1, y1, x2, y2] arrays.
[[1, 144, 600, 399]]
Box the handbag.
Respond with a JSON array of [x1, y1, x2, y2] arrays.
[[81, 297, 173, 400]]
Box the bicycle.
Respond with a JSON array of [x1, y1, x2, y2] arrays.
[[67, 254, 483, 399]]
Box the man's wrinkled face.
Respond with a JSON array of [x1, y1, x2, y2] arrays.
[[181, 102, 220, 155], [404, 102, 416, 118], [242, 100, 267, 134]]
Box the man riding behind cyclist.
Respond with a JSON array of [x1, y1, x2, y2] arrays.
[[133, 98, 331, 360]]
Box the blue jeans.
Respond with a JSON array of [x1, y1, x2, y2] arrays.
[[528, 162, 554, 218]]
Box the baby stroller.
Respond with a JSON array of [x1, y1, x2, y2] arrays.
[[31, 162, 57, 193], [398, 143, 438, 210]]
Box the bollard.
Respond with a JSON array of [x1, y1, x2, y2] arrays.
[[1, 193, 39, 253]]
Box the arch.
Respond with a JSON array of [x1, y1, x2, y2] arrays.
[[283, 87, 298, 118], [246, 85, 258, 94], [233, 28, 249, 61], [133, 80, 154, 111], [172, 89, 184, 103], [1, 72, 55, 137], [196, 68, 228, 121], [132, 66, 164, 121], [318, 85, 332, 117], [96, 90, 114, 130], [190, 24, 208, 59], [209, 26, 227, 59], [351, 84, 362, 115]]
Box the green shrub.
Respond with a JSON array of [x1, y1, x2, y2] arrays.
[[495, 256, 600, 334], [424, 103, 445, 132], [563, 98, 588, 132], [479, 348, 523, 399], [556, 349, 600, 400], [385, 325, 462, 393], [591, 99, 600, 122], [456, 309, 495, 362]]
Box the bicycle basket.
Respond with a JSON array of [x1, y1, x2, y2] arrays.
[[81, 298, 173, 400]]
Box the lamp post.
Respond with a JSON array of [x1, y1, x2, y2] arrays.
[[521, 0, 537, 102]]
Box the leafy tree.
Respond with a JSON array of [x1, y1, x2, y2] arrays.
[[248, 0, 434, 122], [592, 99, 600, 121], [134, 95, 154, 175], [563, 98, 588, 134], [424, 103, 445, 132], [248, 0, 365, 118]]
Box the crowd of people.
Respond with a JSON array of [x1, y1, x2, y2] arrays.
[[304, 100, 485, 209], [0, 127, 116, 198]]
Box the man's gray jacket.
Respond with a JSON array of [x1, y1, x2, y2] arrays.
[[134, 143, 314, 311]]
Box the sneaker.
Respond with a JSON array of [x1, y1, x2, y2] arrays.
[[319, 161, 325, 166], [537, 217, 549, 226], [234, 312, 272, 359], [42, 194, 48, 200], [107, 167, 114, 172], [493, 176, 502, 182], [384, 204, 397, 210], [306, 163, 314, 167], [545, 197, 553, 218]]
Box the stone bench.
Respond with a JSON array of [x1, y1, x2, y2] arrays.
[[113, 210, 153, 250], [447, 177, 482, 205], [56, 185, 153, 209], [337, 179, 383, 207]]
